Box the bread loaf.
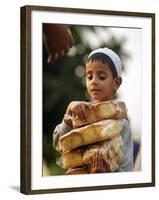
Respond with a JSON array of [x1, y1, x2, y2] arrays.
[[59, 119, 123, 153], [65, 167, 89, 175], [60, 135, 123, 171], [72, 101, 127, 128], [83, 135, 123, 172]]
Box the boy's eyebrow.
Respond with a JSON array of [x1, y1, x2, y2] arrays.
[[86, 70, 107, 74], [98, 70, 107, 73], [85, 70, 92, 74]]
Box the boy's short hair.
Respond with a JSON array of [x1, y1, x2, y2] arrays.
[[86, 52, 118, 78]]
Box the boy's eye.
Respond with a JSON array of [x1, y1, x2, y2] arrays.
[[86, 74, 93, 80], [99, 76, 106, 80], [98, 74, 106, 80]]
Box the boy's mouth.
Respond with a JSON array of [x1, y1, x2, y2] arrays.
[[91, 88, 101, 92], [90, 89, 102, 94]]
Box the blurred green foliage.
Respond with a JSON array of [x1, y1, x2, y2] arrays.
[[43, 25, 129, 175]]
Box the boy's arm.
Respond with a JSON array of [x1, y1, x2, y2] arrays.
[[53, 114, 73, 151], [117, 119, 134, 172], [53, 100, 91, 151]]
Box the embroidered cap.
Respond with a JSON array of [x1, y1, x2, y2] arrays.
[[88, 47, 122, 77]]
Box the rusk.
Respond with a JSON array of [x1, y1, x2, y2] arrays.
[[61, 135, 123, 171], [59, 119, 123, 152], [72, 101, 127, 128], [65, 167, 89, 175]]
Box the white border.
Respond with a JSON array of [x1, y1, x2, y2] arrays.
[[31, 10, 152, 190]]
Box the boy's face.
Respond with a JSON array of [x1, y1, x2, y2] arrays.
[[86, 61, 121, 102]]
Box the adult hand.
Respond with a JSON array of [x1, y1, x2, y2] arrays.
[[43, 24, 73, 64]]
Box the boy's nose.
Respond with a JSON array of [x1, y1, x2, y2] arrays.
[[91, 76, 98, 85]]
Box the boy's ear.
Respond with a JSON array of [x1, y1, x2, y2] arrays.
[[114, 77, 122, 91]]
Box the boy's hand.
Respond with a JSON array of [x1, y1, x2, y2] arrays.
[[66, 101, 93, 122], [89, 151, 110, 173]]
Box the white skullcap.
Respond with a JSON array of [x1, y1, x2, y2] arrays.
[[88, 47, 122, 77]]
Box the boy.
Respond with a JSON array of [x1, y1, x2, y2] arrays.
[[53, 47, 133, 173]]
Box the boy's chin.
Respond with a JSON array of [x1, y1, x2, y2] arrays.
[[91, 97, 102, 102], [91, 96, 112, 102]]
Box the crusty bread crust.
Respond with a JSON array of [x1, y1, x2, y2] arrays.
[[71, 101, 127, 128], [61, 135, 123, 171], [59, 119, 123, 153], [65, 167, 88, 175]]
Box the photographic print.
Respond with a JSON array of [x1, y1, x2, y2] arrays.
[[20, 5, 155, 194]]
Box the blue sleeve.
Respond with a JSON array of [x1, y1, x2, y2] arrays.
[[117, 119, 134, 172]]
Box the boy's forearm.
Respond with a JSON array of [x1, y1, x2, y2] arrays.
[[53, 117, 72, 151]]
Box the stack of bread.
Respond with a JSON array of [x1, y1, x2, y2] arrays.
[[57, 101, 127, 175]]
